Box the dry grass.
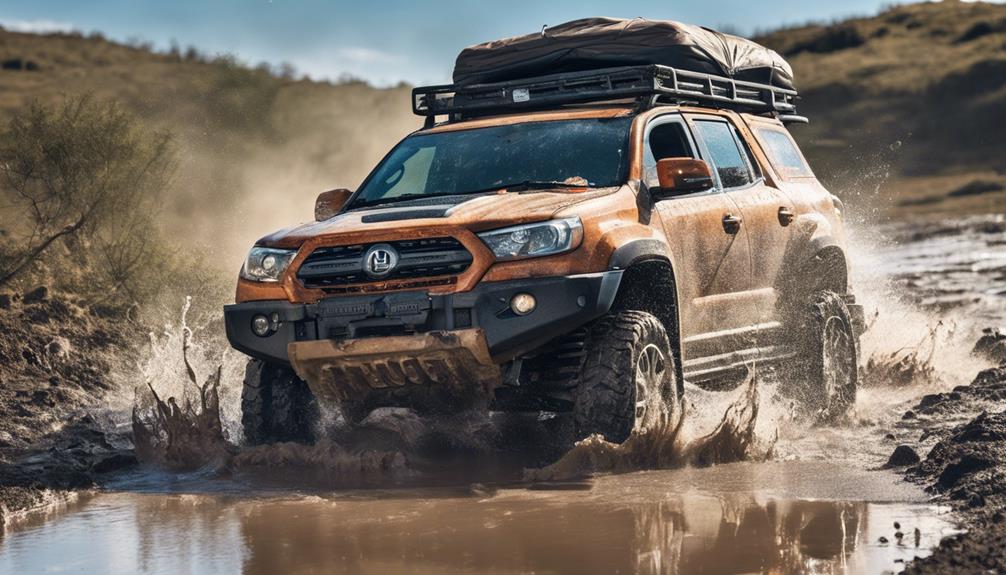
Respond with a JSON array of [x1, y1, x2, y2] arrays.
[[757, 1, 1006, 215]]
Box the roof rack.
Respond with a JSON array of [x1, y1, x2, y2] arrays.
[[413, 65, 799, 121]]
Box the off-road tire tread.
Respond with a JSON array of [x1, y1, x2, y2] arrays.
[[242, 359, 319, 445], [797, 290, 859, 421], [572, 310, 677, 443], [241, 360, 270, 446]]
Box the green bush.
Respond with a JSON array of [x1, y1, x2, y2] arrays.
[[0, 95, 181, 305]]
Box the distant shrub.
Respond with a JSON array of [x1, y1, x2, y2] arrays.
[[956, 20, 1006, 44], [168, 39, 182, 61], [948, 180, 1005, 198], [184, 45, 203, 62], [785, 25, 866, 56]]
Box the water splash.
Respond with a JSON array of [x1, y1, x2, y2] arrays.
[[132, 297, 232, 470], [131, 305, 779, 484], [525, 378, 774, 481]]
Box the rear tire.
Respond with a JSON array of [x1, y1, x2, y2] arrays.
[[788, 291, 859, 422], [572, 311, 682, 443], [241, 359, 320, 445]]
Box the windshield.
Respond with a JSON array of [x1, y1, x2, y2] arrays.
[[348, 116, 632, 209]]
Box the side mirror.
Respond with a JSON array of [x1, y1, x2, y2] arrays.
[[654, 158, 715, 197], [315, 188, 352, 221]]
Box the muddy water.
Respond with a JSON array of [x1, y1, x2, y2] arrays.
[[868, 214, 1006, 325], [0, 462, 957, 574], [3, 214, 1002, 573]]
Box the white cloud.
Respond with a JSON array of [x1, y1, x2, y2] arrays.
[[333, 46, 401, 64], [0, 19, 76, 34]]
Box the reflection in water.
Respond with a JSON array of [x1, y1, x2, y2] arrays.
[[0, 467, 957, 575]]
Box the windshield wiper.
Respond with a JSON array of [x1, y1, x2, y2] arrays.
[[461, 180, 590, 195]]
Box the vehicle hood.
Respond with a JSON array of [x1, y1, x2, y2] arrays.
[[256, 187, 619, 248]]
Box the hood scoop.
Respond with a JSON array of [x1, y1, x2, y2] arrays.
[[361, 207, 451, 223]]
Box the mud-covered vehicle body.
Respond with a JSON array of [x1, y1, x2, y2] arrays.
[[225, 24, 864, 445]]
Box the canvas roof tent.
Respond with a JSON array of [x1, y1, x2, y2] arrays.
[[452, 17, 794, 91]]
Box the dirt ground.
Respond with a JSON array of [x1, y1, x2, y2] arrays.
[[890, 333, 1006, 573], [0, 286, 137, 525]]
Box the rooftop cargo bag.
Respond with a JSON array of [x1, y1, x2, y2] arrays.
[[453, 17, 794, 90]]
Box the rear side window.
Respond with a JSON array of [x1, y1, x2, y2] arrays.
[[692, 120, 754, 189], [755, 127, 813, 177]]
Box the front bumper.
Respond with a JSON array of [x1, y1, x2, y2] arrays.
[[224, 271, 623, 367]]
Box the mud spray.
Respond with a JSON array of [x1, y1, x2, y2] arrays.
[[129, 298, 780, 486], [130, 214, 995, 485]]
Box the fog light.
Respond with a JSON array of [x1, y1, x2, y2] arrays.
[[510, 293, 536, 315], [251, 314, 272, 337]]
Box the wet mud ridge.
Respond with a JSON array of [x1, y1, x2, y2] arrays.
[[883, 330, 1006, 573], [0, 287, 138, 527]]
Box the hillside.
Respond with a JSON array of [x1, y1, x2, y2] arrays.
[[0, 30, 420, 270], [756, 0, 1006, 214], [0, 0, 1003, 264]]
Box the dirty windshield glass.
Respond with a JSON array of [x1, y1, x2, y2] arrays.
[[349, 117, 632, 209]]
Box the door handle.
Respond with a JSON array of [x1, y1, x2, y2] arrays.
[[722, 214, 742, 234], [778, 206, 795, 227]]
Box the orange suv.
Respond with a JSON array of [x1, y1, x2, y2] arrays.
[[225, 64, 864, 445]]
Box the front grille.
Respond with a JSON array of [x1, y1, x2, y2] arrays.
[[297, 237, 473, 288]]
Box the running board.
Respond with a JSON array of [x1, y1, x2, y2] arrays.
[[683, 344, 797, 389]]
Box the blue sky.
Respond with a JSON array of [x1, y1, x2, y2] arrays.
[[2, 0, 903, 86]]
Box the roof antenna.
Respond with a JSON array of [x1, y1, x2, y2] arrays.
[[541, 24, 549, 38]]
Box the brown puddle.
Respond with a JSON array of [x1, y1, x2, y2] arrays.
[[0, 461, 958, 574]]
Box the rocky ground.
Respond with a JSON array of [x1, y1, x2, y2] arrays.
[[883, 329, 1006, 573], [0, 286, 137, 526]]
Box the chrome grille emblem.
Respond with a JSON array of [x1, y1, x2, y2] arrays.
[[363, 243, 399, 278]]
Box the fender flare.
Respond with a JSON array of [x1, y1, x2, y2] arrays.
[[802, 236, 848, 292], [608, 238, 675, 270], [605, 238, 686, 388]]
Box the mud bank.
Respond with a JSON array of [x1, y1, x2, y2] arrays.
[[0, 288, 137, 527], [876, 330, 1006, 573]]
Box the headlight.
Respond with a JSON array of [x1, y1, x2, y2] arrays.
[[478, 217, 583, 261], [240, 247, 297, 282]]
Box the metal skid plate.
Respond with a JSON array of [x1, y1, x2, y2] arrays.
[[287, 329, 501, 405]]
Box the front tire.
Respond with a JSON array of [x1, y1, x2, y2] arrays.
[[572, 311, 682, 443], [789, 291, 859, 422], [241, 359, 320, 445]]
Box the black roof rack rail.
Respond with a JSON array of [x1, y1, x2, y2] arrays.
[[413, 64, 798, 120]]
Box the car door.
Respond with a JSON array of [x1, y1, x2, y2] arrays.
[[643, 114, 753, 365], [688, 116, 797, 345], [684, 115, 784, 359]]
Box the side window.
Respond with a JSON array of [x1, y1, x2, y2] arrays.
[[642, 120, 696, 189], [754, 127, 813, 177], [692, 120, 754, 189]]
